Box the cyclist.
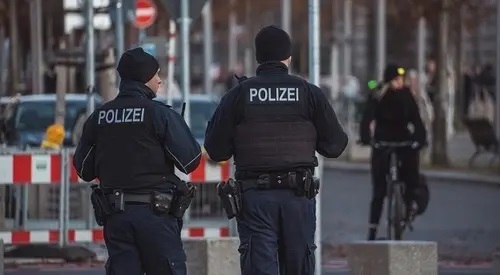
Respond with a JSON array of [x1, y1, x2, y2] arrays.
[[359, 64, 428, 240]]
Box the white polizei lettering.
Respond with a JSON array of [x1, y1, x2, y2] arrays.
[[98, 111, 106, 124], [249, 88, 258, 102], [278, 88, 287, 101], [133, 108, 143, 122], [268, 88, 276, 101], [249, 87, 300, 102], [98, 108, 145, 124], [114, 109, 122, 123], [258, 88, 267, 101], [287, 87, 299, 101], [106, 110, 114, 123], [124, 108, 133, 122]]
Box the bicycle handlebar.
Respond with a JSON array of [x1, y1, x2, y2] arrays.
[[373, 141, 416, 149]]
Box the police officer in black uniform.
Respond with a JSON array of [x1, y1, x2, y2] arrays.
[[205, 26, 348, 275], [73, 47, 201, 275]]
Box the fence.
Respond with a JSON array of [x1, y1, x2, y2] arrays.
[[0, 148, 232, 246]]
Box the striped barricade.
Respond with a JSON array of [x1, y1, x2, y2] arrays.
[[0, 226, 230, 245], [0, 152, 64, 184], [68, 152, 231, 184]]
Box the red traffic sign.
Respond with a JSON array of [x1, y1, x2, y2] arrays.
[[133, 0, 157, 29]]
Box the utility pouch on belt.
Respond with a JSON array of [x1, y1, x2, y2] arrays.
[[303, 170, 320, 200], [151, 191, 174, 215], [171, 181, 197, 218], [111, 189, 125, 212], [217, 178, 241, 219], [90, 184, 113, 226]]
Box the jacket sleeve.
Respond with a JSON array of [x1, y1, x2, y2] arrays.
[[359, 93, 376, 144], [73, 112, 97, 182], [310, 85, 348, 158], [204, 86, 241, 162], [405, 89, 428, 146], [153, 104, 202, 175]]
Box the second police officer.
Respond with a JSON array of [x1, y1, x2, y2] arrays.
[[205, 25, 348, 275], [73, 48, 201, 275]]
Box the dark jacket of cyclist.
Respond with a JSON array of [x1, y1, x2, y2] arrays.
[[359, 64, 427, 240]]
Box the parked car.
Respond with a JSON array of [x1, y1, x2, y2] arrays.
[[155, 94, 219, 145], [0, 94, 103, 148]]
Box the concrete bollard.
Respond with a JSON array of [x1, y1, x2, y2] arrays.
[[493, 251, 500, 275], [184, 237, 240, 275], [346, 241, 438, 275]]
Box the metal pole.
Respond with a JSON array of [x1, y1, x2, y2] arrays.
[[376, 0, 386, 80], [308, 0, 322, 273], [228, 0, 237, 71], [115, 0, 125, 87], [180, 0, 192, 223], [417, 17, 426, 96], [167, 20, 177, 106], [496, 0, 500, 138], [282, 0, 292, 72], [9, 0, 19, 93], [343, 0, 352, 77], [21, 186, 28, 230], [63, 149, 71, 246], [203, 0, 213, 96], [86, 0, 96, 117], [58, 150, 66, 246], [180, 1, 191, 129], [138, 29, 146, 45], [30, 0, 44, 94], [281, 0, 291, 34]]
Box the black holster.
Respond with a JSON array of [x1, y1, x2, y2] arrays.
[[217, 178, 242, 220], [303, 170, 320, 199], [90, 184, 113, 226], [170, 181, 197, 218]]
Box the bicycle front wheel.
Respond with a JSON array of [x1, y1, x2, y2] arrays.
[[391, 183, 405, 240]]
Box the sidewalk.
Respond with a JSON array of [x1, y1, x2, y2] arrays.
[[337, 131, 499, 172]]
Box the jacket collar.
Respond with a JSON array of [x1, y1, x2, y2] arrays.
[[256, 61, 289, 76], [118, 80, 156, 99]]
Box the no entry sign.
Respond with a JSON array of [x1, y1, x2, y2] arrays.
[[133, 0, 157, 29]]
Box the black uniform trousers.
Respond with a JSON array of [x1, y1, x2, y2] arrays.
[[103, 204, 186, 275], [369, 147, 420, 225], [237, 188, 317, 275]]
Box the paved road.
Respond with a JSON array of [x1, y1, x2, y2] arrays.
[[4, 266, 493, 275], [320, 168, 500, 259]]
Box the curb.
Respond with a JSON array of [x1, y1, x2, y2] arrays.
[[324, 161, 500, 186]]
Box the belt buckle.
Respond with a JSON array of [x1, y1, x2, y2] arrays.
[[276, 174, 285, 185], [256, 174, 270, 187]]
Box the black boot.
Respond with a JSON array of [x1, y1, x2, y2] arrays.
[[368, 226, 377, 241]]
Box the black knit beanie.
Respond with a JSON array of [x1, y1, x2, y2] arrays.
[[255, 25, 292, 64], [117, 47, 159, 83], [383, 64, 404, 83]]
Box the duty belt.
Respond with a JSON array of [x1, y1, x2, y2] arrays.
[[107, 193, 151, 204], [238, 172, 304, 192]]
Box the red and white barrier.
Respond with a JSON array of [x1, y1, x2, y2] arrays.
[[177, 154, 231, 183], [0, 153, 62, 184], [0, 227, 230, 244], [68, 153, 231, 184]]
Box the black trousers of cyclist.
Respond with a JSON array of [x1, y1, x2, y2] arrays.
[[369, 147, 420, 232]]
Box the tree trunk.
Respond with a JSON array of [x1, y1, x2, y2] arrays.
[[431, 0, 450, 166]]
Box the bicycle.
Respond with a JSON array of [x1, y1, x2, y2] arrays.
[[373, 141, 417, 240]]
